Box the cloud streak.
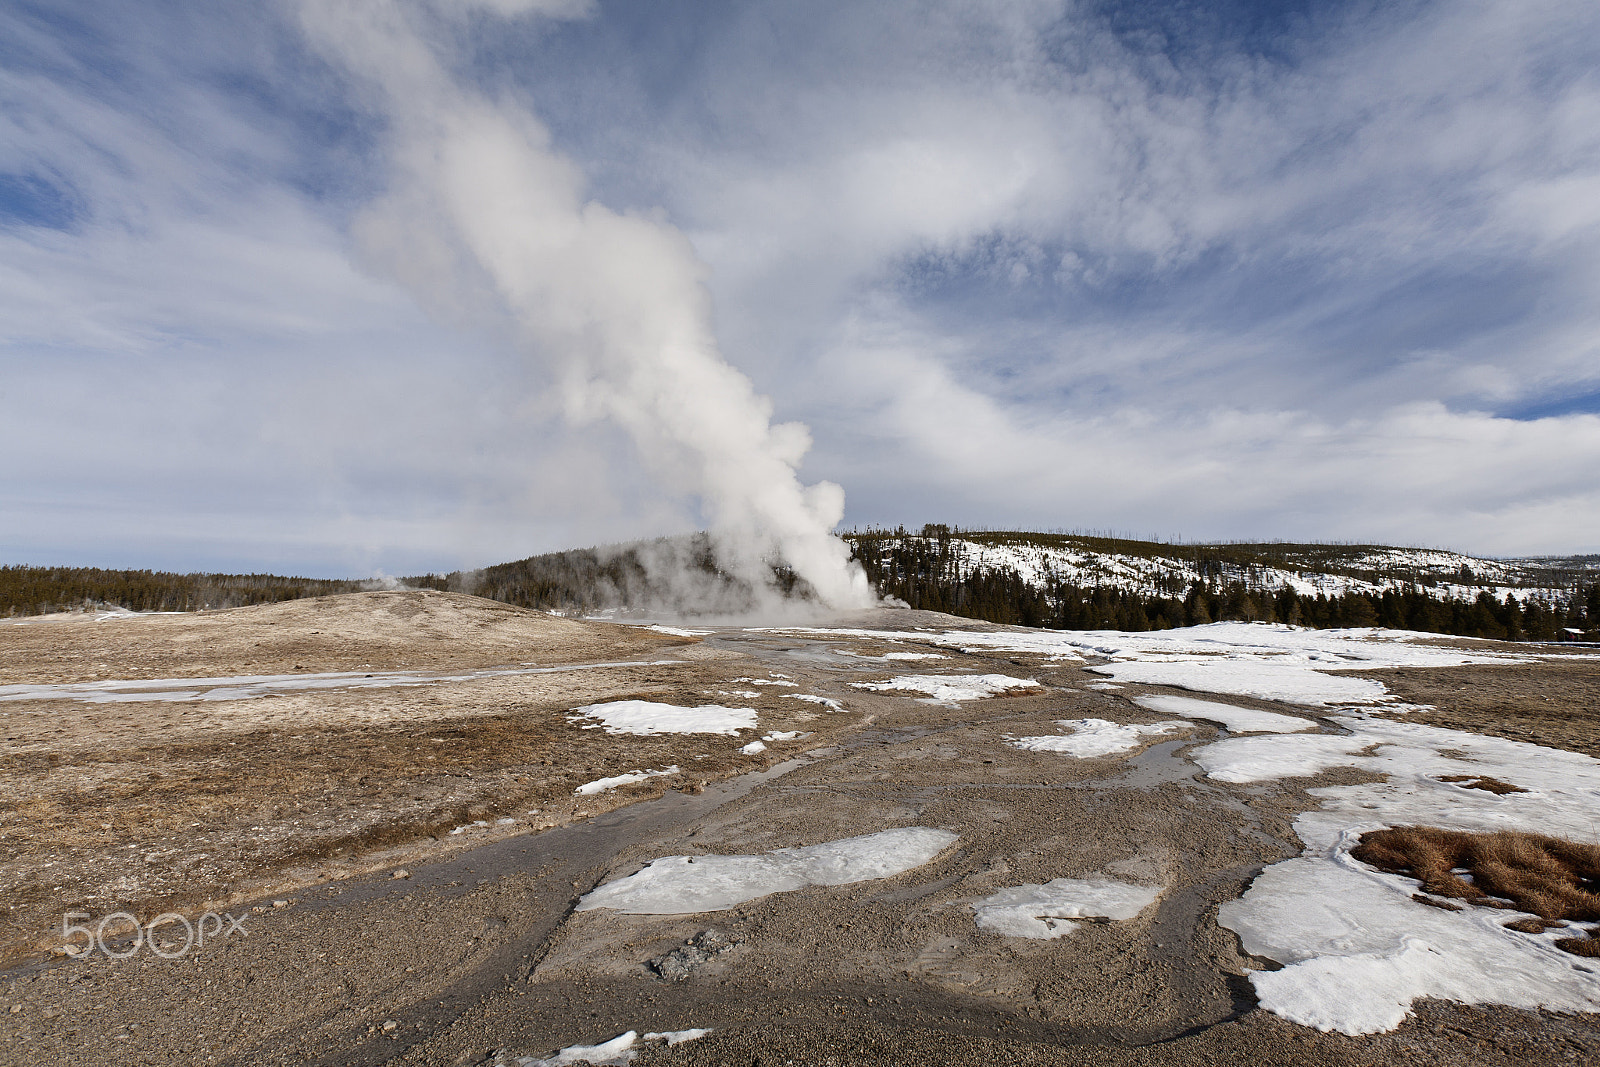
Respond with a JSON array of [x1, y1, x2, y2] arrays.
[[2, 0, 1598, 571]]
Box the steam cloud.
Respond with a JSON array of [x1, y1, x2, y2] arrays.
[[298, 0, 873, 613]]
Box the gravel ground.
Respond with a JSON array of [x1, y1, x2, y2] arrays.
[[3, 596, 1598, 1066]]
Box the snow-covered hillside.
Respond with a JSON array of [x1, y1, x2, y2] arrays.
[[849, 530, 1594, 605]]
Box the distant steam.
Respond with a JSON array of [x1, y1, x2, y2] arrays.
[[299, 0, 873, 613]]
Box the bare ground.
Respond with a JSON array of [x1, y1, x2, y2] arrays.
[[1, 594, 1597, 1066]]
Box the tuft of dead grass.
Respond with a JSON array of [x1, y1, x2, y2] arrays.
[[1554, 928, 1600, 958], [1353, 826, 1600, 957], [1437, 774, 1528, 795]]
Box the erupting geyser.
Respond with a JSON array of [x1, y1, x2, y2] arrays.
[[300, 0, 874, 612]]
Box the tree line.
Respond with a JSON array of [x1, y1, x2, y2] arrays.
[[848, 531, 1600, 642], [0, 566, 363, 616]]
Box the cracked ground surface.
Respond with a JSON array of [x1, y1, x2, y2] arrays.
[[2, 592, 1597, 1066]]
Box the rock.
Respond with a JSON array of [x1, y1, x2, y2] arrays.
[[392, 869, 410, 879], [648, 928, 742, 981], [382, 1019, 399, 1032]]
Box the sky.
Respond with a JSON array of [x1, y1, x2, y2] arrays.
[[3, 0, 1599, 578]]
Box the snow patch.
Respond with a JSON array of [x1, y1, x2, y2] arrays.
[[644, 625, 714, 638], [974, 877, 1161, 939], [575, 767, 679, 796], [1009, 719, 1190, 757], [576, 828, 960, 914], [784, 694, 844, 711], [1203, 716, 1600, 1034], [503, 1028, 711, 1066], [849, 674, 1039, 705], [739, 741, 766, 755], [1132, 694, 1318, 734], [568, 701, 756, 736]]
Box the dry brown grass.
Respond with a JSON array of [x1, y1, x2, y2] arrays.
[[1353, 826, 1600, 956], [1436, 774, 1528, 795]]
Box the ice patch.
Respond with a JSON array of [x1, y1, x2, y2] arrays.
[[0, 660, 687, 706], [576, 827, 960, 914], [1204, 716, 1600, 1033], [762, 731, 802, 741], [1009, 719, 1190, 757], [1132, 694, 1317, 734], [575, 766, 679, 796], [974, 877, 1161, 939], [849, 674, 1039, 704], [880, 652, 945, 661], [739, 741, 766, 755], [643, 625, 714, 638], [503, 1028, 711, 1066], [568, 701, 756, 736]]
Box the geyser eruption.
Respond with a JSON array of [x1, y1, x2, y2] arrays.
[[299, 0, 874, 613]]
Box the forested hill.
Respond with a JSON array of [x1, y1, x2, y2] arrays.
[[6, 528, 1599, 641], [843, 527, 1600, 642]]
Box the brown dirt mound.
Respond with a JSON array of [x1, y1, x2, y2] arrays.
[[1352, 826, 1600, 947]]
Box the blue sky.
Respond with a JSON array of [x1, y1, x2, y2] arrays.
[[4, 0, 1599, 577]]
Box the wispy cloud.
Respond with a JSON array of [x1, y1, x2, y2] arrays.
[[3, 0, 1599, 571]]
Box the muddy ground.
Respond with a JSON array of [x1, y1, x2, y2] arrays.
[[1, 593, 1597, 1066]]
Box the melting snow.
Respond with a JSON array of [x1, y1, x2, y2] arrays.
[[1009, 718, 1190, 757], [849, 674, 1039, 704], [567, 701, 756, 736], [784, 694, 844, 711], [575, 766, 679, 796], [974, 878, 1161, 939], [768, 622, 1522, 706], [1132, 694, 1317, 734], [739, 741, 766, 755], [643, 625, 714, 638], [505, 1028, 711, 1066], [1201, 716, 1600, 1034], [576, 828, 959, 914]]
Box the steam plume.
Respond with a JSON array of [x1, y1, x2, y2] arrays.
[[298, 0, 873, 612]]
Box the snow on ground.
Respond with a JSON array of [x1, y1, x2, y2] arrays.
[[574, 766, 680, 796], [507, 1028, 711, 1066], [973, 877, 1161, 939], [730, 677, 799, 687], [576, 828, 960, 914], [777, 621, 1521, 706], [784, 693, 845, 711], [1200, 716, 1600, 1034], [642, 625, 715, 638], [0, 660, 687, 706], [567, 701, 757, 736], [1131, 694, 1318, 734], [849, 674, 1040, 705], [1009, 719, 1190, 757], [739, 741, 766, 755]]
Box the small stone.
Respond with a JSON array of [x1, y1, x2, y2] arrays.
[[272, 900, 289, 908], [8, 1004, 20, 1013], [392, 870, 410, 880], [381, 1019, 399, 1032]]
